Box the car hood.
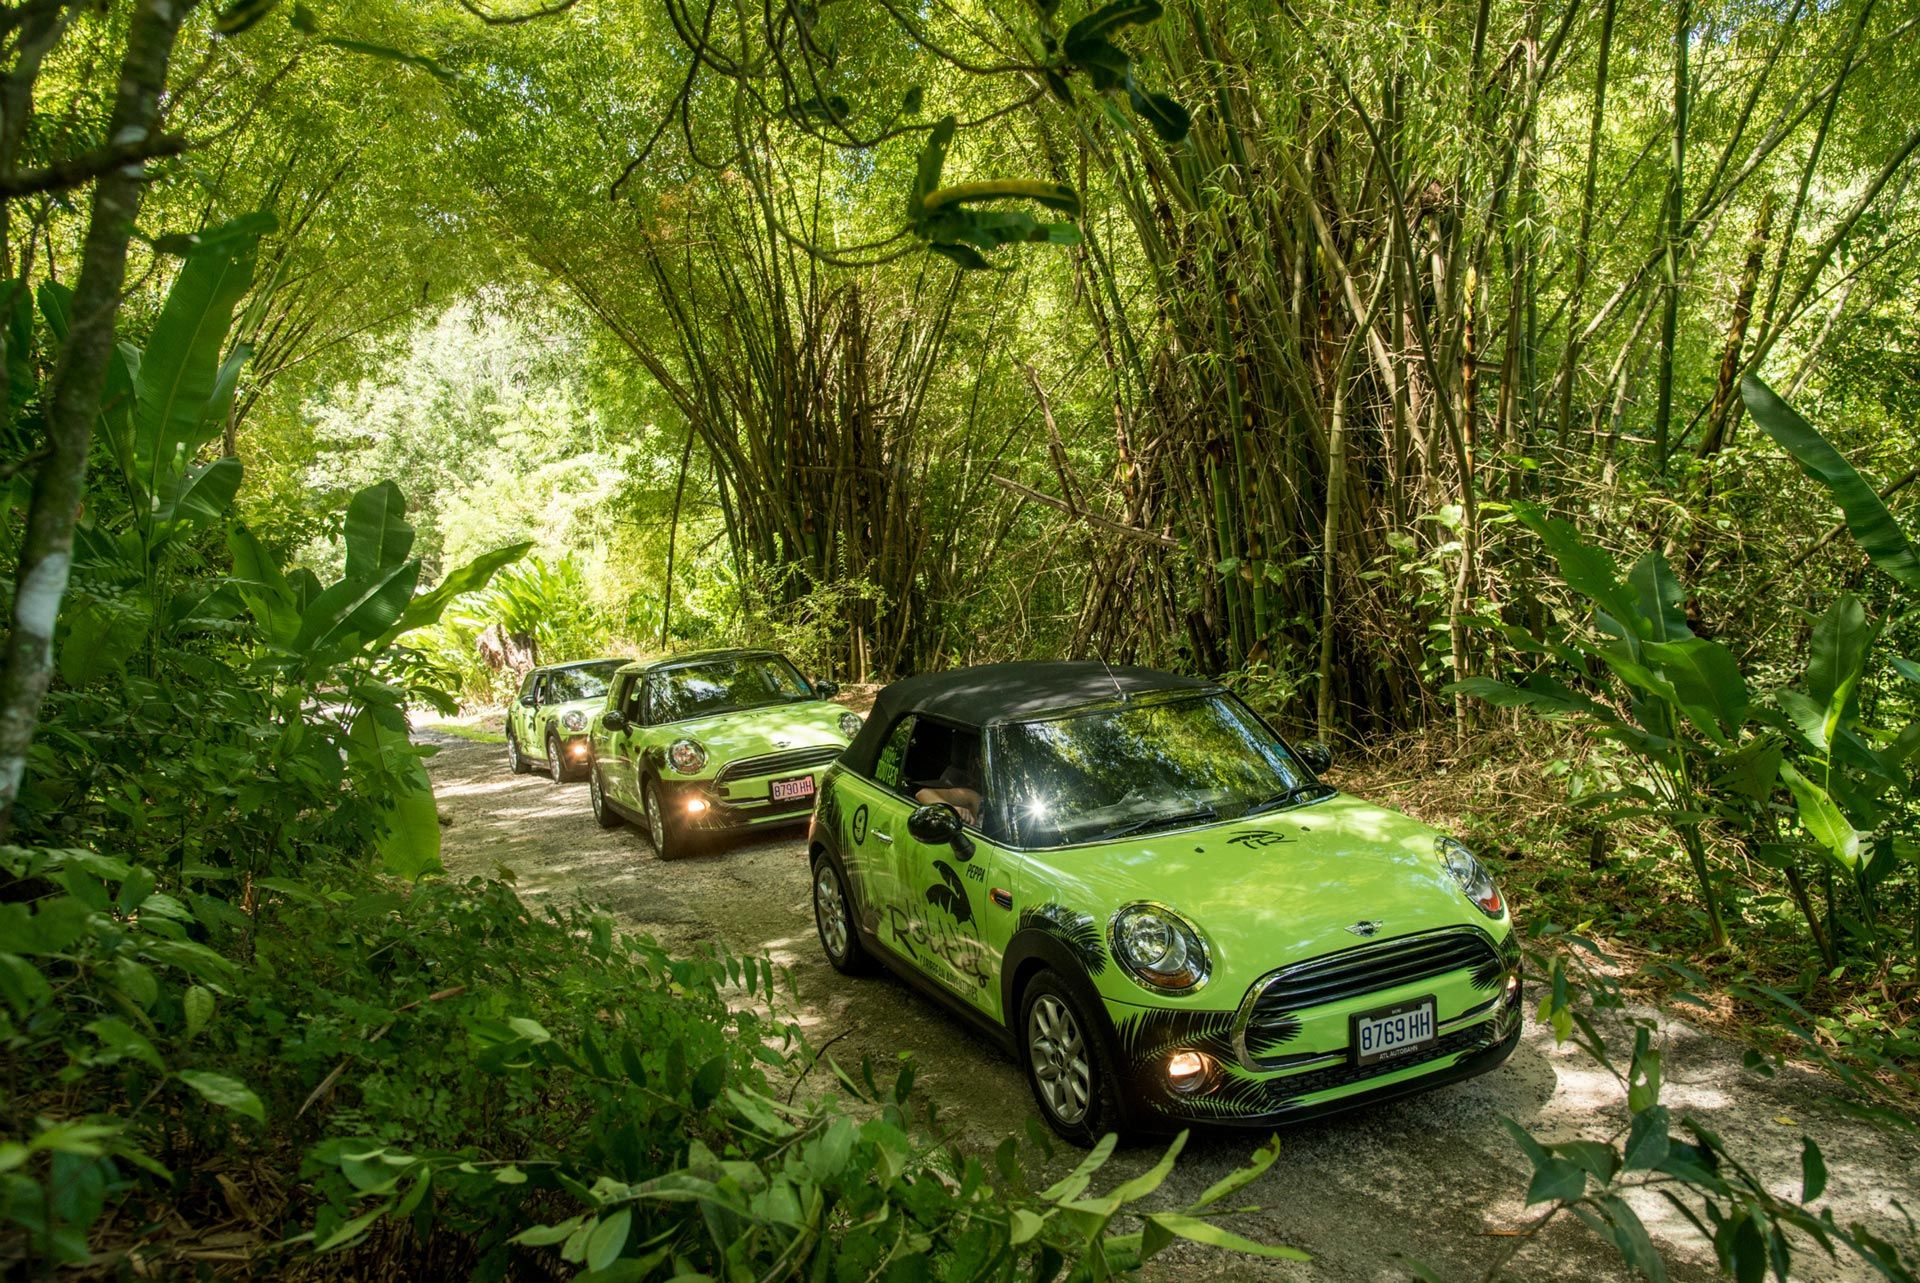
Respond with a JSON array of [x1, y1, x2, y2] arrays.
[[668, 700, 851, 762], [546, 697, 603, 723], [1024, 793, 1498, 993]]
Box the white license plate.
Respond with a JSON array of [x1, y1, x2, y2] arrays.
[[1352, 997, 1437, 1066], [770, 774, 815, 803]]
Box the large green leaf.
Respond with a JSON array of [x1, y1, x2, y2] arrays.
[[1779, 762, 1861, 867], [1627, 551, 1691, 643], [375, 540, 532, 648], [1514, 504, 1643, 646], [1644, 638, 1749, 745], [1805, 594, 1875, 749], [133, 214, 270, 506], [342, 480, 415, 584], [293, 559, 422, 663], [155, 456, 242, 536], [227, 523, 298, 646], [1064, 0, 1163, 55], [1742, 376, 1920, 591], [348, 710, 444, 881]]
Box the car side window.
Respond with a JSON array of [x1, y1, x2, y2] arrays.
[[517, 672, 535, 701], [873, 716, 916, 793], [607, 675, 631, 714], [630, 677, 654, 725]]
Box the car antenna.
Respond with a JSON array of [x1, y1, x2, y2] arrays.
[[1096, 651, 1127, 702]]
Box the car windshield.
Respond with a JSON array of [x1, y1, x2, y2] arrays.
[[655, 655, 811, 721], [989, 693, 1320, 848], [547, 662, 622, 702]]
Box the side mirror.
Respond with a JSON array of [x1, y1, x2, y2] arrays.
[[813, 679, 840, 699], [1300, 742, 1333, 774], [907, 803, 975, 859], [602, 710, 627, 732], [519, 694, 537, 708]]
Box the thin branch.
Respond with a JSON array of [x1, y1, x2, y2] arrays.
[[0, 132, 186, 199]]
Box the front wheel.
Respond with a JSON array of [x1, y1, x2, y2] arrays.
[[811, 853, 874, 975], [547, 730, 571, 783], [644, 779, 693, 860], [589, 760, 622, 829], [1020, 971, 1123, 1147], [507, 732, 529, 775]]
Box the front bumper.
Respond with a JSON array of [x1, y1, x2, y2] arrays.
[[654, 775, 820, 831], [1118, 981, 1524, 1129]]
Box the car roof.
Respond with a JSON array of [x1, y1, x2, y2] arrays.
[[840, 661, 1217, 777], [614, 648, 789, 676], [532, 656, 628, 674]]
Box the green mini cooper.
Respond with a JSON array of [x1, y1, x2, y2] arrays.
[[587, 649, 863, 859], [808, 661, 1520, 1143], [506, 658, 629, 782]]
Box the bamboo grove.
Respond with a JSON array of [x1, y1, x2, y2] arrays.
[[392, 0, 1920, 740]]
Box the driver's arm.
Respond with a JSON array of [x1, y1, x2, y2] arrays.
[[913, 786, 981, 827]]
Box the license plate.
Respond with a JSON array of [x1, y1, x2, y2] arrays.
[[1351, 997, 1437, 1067], [770, 774, 815, 803]]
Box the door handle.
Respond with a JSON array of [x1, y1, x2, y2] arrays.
[[872, 830, 894, 844]]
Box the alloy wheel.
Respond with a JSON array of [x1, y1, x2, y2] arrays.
[[548, 733, 564, 781], [1027, 995, 1092, 1126], [507, 735, 520, 773], [814, 863, 849, 962], [590, 767, 603, 817]]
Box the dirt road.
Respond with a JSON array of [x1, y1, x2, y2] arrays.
[[425, 727, 1919, 1282]]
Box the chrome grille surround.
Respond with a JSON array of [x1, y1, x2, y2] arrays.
[[714, 744, 843, 784], [1234, 926, 1504, 1071]]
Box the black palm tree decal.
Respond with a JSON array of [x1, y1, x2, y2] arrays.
[[925, 860, 973, 926]]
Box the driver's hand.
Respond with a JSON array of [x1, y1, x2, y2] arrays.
[[957, 806, 978, 827]]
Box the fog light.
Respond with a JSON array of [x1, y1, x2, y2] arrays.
[[569, 742, 589, 758], [685, 797, 709, 815], [1165, 1050, 1215, 1094], [1505, 972, 1521, 996]]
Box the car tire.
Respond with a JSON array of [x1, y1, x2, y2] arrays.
[[547, 730, 569, 783], [507, 732, 529, 775], [589, 759, 622, 829], [644, 778, 693, 860], [810, 852, 874, 975], [1019, 970, 1124, 1147]]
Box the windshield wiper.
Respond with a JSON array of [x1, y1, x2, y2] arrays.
[[1243, 782, 1336, 817], [1091, 805, 1219, 841]]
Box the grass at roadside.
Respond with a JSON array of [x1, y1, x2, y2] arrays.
[[421, 709, 507, 744]]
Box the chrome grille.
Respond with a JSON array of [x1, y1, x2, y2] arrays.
[[1240, 927, 1499, 1068], [715, 745, 842, 784]]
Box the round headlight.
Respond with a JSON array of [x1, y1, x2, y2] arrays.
[[837, 712, 863, 740], [1109, 904, 1209, 992], [1438, 836, 1505, 918], [562, 710, 587, 732], [667, 739, 707, 775]]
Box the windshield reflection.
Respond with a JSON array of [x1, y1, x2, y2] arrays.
[[989, 694, 1319, 848], [654, 655, 811, 721], [547, 662, 622, 702]]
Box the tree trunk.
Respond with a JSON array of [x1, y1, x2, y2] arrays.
[[0, 0, 189, 837]]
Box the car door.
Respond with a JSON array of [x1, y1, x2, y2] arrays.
[[511, 671, 538, 746], [608, 676, 652, 809], [833, 715, 920, 961], [593, 674, 632, 794], [893, 721, 1002, 1015]]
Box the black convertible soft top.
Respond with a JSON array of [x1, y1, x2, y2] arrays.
[[839, 661, 1216, 777]]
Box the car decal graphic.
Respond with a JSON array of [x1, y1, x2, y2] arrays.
[[850, 803, 868, 846], [1470, 932, 1522, 992], [1017, 902, 1107, 976], [925, 860, 973, 926], [1226, 830, 1292, 849]]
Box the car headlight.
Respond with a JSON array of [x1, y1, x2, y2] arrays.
[[1109, 904, 1210, 992], [837, 712, 862, 739], [667, 739, 707, 774], [1438, 836, 1505, 918], [562, 710, 587, 732]]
